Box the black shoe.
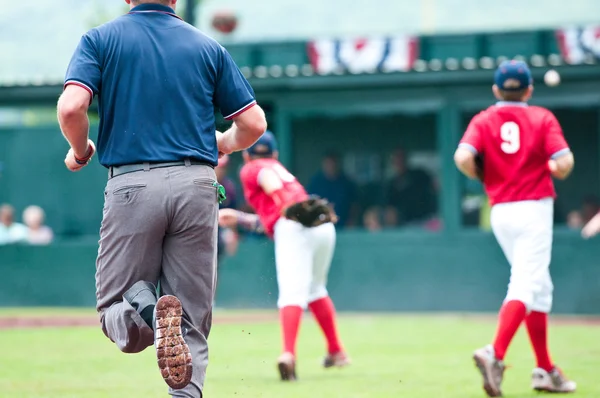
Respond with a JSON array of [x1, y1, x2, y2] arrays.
[[123, 281, 158, 330]]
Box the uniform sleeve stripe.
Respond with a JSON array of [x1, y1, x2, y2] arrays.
[[458, 143, 479, 155], [550, 148, 571, 159], [224, 100, 257, 120], [64, 81, 94, 105]]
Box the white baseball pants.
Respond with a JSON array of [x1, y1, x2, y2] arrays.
[[273, 218, 336, 309], [491, 197, 554, 313]]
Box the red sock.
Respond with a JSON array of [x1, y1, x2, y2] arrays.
[[280, 306, 303, 356], [525, 311, 554, 372], [308, 297, 343, 354], [492, 300, 527, 360]]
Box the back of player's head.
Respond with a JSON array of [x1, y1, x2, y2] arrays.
[[495, 60, 532, 91], [494, 60, 533, 101], [245, 130, 278, 158]]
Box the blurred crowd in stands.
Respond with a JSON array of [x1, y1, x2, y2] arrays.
[[3, 145, 592, 250], [308, 149, 439, 231], [0, 204, 53, 246], [216, 147, 440, 243]]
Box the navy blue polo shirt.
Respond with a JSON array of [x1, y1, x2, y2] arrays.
[[64, 3, 256, 167]]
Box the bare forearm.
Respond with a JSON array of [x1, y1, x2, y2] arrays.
[[221, 123, 258, 152], [549, 153, 574, 180], [456, 161, 477, 179], [57, 107, 90, 157], [235, 210, 264, 233], [454, 148, 478, 179], [220, 105, 267, 153]]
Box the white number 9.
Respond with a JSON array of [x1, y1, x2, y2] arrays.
[[500, 122, 520, 154]]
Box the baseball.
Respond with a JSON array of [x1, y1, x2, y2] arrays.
[[544, 69, 561, 87]]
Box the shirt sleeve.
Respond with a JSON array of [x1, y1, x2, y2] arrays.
[[459, 113, 485, 155], [544, 111, 570, 159], [64, 31, 102, 100], [214, 46, 256, 120]]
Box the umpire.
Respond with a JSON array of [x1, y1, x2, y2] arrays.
[[56, 0, 266, 396]]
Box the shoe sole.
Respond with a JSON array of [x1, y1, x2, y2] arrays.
[[473, 353, 502, 397], [277, 361, 297, 381], [155, 295, 193, 390], [533, 387, 576, 393]]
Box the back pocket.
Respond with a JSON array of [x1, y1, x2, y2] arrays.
[[193, 178, 219, 203], [112, 184, 147, 204]]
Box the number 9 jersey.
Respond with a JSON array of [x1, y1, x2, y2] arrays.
[[240, 158, 309, 238], [458, 102, 570, 206]]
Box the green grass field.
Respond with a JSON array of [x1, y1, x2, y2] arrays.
[[0, 310, 597, 398]]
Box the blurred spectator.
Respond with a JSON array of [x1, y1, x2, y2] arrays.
[[308, 152, 359, 228], [383, 206, 398, 227], [581, 195, 600, 224], [0, 204, 28, 245], [362, 206, 383, 232], [565, 195, 600, 231], [384, 149, 437, 226], [23, 205, 53, 245], [566, 210, 584, 229]]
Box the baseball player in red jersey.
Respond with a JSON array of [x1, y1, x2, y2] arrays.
[[218, 131, 350, 381], [454, 61, 576, 397]]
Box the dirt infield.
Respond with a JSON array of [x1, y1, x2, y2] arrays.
[[0, 312, 279, 330]]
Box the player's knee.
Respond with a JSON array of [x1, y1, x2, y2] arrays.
[[531, 291, 553, 313], [278, 285, 311, 309], [308, 286, 328, 303], [277, 295, 308, 310], [505, 285, 535, 310]]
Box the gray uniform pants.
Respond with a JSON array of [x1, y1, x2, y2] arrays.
[[95, 164, 218, 397]]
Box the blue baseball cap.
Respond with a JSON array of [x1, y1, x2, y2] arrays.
[[246, 130, 277, 156], [494, 60, 532, 91]]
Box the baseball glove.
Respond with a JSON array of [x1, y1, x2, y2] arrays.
[[284, 196, 338, 227], [474, 154, 484, 181]]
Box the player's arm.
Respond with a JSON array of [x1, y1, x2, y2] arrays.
[[257, 167, 298, 215], [218, 208, 264, 233], [454, 146, 479, 180], [544, 112, 574, 180], [455, 114, 485, 180], [548, 151, 574, 180]]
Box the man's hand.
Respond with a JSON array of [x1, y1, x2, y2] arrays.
[[218, 208, 239, 228], [65, 139, 96, 172]]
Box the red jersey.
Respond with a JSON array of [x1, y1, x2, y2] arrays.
[[239, 158, 309, 237], [460, 103, 569, 206]]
